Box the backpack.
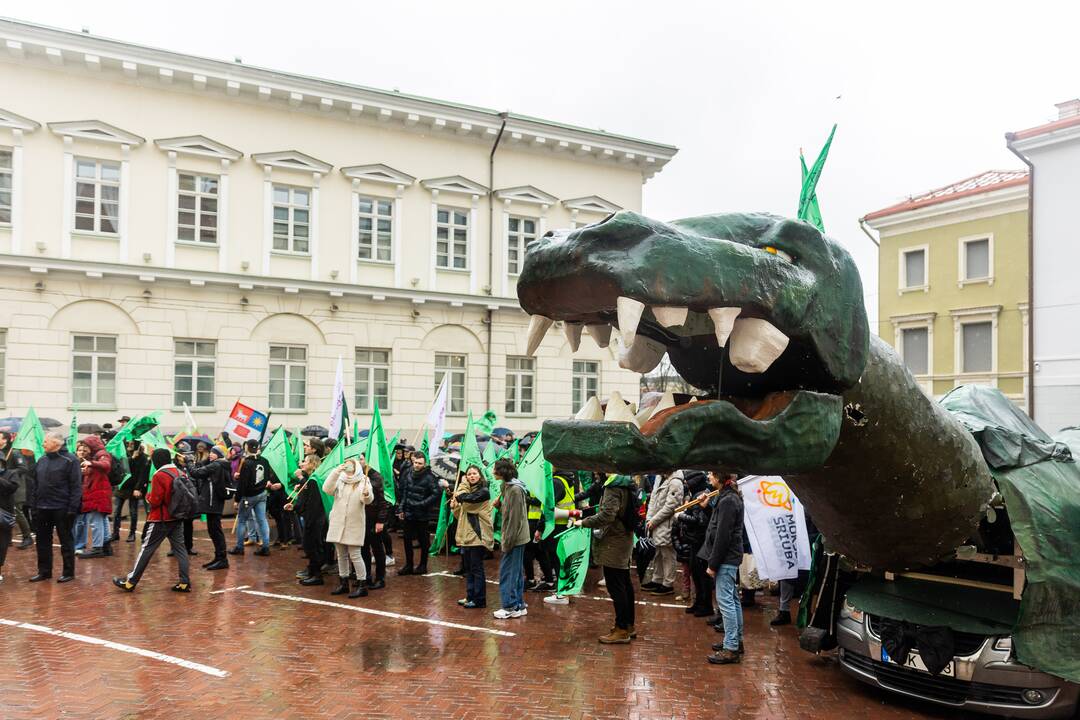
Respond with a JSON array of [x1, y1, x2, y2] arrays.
[[107, 454, 127, 487], [163, 467, 200, 520], [620, 486, 645, 532]]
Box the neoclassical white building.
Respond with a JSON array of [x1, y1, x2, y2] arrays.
[[0, 19, 677, 434]]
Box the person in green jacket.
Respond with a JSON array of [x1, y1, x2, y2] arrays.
[[493, 458, 529, 619], [574, 474, 637, 644]]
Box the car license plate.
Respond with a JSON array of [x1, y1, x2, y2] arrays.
[[880, 646, 955, 677]]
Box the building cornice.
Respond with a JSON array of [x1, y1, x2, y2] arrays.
[[0, 105, 39, 132], [0, 18, 677, 179], [0, 254, 523, 310], [864, 183, 1028, 234]]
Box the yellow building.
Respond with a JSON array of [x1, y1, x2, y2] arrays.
[[863, 170, 1030, 407]]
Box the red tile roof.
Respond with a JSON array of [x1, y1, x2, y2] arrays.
[[1009, 113, 1080, 141], [862, 169, 1029, 222]]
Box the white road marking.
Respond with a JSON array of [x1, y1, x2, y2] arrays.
[[425, 571, 686, 609], [0, 618, 229, 678], [209, 585, 250, 595], [217, 587, 515, 637]]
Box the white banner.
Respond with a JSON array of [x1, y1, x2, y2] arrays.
[[737, 475, 810, 581], [328, 355, 347, 439], [426, 375, 448, 458]]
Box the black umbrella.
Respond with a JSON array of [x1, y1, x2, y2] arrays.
[[302, 425, 329, 438], [39, 417, 63, 428], [431, 453, 461, 484], [78, 422, 104, 434]]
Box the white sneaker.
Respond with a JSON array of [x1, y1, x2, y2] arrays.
[[544, 594, 569, 605], [493, 608, 514, 619], [598, 578, 607, 587], [510, 607, 528, 618], [385, 555, 396, 567]]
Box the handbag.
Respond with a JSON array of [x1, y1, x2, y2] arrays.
[[0, 507, 15, 528]]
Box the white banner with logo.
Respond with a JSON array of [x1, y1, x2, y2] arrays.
[[737, 475, 811, 581]]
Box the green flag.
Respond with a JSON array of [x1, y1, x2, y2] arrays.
[[460, 412, 497, 498], [475, 410, 497, 435], [13, 407, 45, 460], [555, 525, 592, 596], [311, 437, 367, 515], [67, 409, 78, 454], [364, 404, 396, 504], [519, 432, 555, 539], [263, 427, 299, 495], [419, 429, 430, 464], [482, 439, 498, 466], [429, 493, 451, 556], [799, 151, 824, 232], [510, 439, 521, 464], [105, 412, 163, 489], [797, 124, 835, 229]]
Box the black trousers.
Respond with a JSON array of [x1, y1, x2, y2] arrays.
[[603, 566, 635, 630], [14, 503, 32, 539], [402, 518, 430, 570], [205, 513, 226, 560], [462, 546, 487, 604], [0, 521, 11, 567], [182, 518, 194, 552], [381, 525, 394, 557], [361, 527, 386, 581], [112, 495, 139, 538], [34, 508, 75, 577], [303, 517, 326, 575], [268, 502, 290, 544], [126, 520, 189, 587], [690, 556, 715, 611], [524, 519, 553, 583]]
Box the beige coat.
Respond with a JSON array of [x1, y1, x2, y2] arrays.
[[323, 465, 374, 547]]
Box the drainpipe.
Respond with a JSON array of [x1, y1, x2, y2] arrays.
[[486, 112, 508, 410], [1005, 133, 1035, 419], [857, 217, 880, 247]]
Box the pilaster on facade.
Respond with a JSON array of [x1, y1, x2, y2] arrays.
[[0, 107, 39, 256]]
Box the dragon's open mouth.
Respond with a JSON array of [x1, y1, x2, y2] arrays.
[[516, 211, 869, 474]]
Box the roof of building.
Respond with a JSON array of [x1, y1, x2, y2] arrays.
[[862, 169, 1029, 222], [1009, 114, 1080, 142]]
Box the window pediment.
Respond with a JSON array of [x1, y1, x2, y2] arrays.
[[421, 175, 488, 195], [341, 163, 415, 186], [48, 120, 144, 146], [155, 135, 243, 161], [252, 150, 332, 174], [562, 195, 622, 214], [0, 107, 40, 132], [495, 185, 557, 206]]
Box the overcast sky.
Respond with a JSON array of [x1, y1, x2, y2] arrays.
[[12, 1, 1075, 334]]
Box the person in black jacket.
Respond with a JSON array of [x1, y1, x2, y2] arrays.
[[1, 433, 35, 549], [0, 460, 19, 580], [674, 490, 714, 617], [395, 451, 439, 575], [110, 440, 147, 543], [31, 433, 83, 583], [359, 453, 389, 590], [701, 472, 745, 665], [189, 447, 231, 569], [287, 454, 327, 586], [228, 439, 275, 557]]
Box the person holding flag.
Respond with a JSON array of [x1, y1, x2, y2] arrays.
[[188, 446, 232, 570], [228, 439, 275, 557], [451, 464, 494, 609], [323, 457, 374, 599], [492, 458, 529, 619], [395, 451, 439, 576], [358, 452, 389, 591], [286, 453, 327, 586], [110, 440, 147, 544]]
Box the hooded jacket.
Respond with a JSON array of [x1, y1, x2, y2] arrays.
[[452, 475, 494, 550], [645, 470, 685, 546], [33, 448, 83, 513], [236, 452, 275, 499], [498, 478, 529, 551], [189, 451, 231, 514], [147, 456, 181, 523], [580, 474, 636, 569], [397, 464, 440, 521], [323, 463, 374, 546], [79, 435, 114, 514], [699, 481, 745, 570]]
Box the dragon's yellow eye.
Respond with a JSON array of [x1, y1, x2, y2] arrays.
[[762, 246, 794, 263]]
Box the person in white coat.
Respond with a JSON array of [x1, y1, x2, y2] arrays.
[[643, 470, 685, 596], [323, 458, 374, 599]]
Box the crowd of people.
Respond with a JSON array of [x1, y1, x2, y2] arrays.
[[0, 416, 807, 666]]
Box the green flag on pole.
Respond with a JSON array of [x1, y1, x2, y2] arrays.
[[418, 429, 430, 464], [799, 151, 824, 232], [482, 439, 498, 466], [67, 408, 78, 454], [475, 409, 498, 435], [519, 432, 555, 539], [13, 407, 45, 460], [263, 427, 299, 495], [797, 124, 836, 230], [104, 412, 162, 489], [460, 412, 498, 499], [310, 436, 367, 515], [364, 404, 396, 504], [429, 493, 451, 556], [555, 525, 592, 596]]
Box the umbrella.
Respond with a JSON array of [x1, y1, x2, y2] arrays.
[[302, 425, 328, 438], [0, 417, 21, 433], [78, 422, 105, 434], [39, 417, 62, 428], [518, 430, 539, 450], [491, 427, 513, 438]]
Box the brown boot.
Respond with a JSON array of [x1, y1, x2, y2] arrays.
[[707, 648, 741, 664], [627, 625, 638, 639], [598, 628, 632, 644]]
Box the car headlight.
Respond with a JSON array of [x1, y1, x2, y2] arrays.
[[840, 598, 864, 623], [993, 637, 1012, 652]]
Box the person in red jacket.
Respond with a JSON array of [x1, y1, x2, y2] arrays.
[[113, 448, 191, 593], [74, 436, 114, 559]]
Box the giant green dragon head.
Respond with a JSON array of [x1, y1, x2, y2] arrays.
[[517, 211, 869, 474]]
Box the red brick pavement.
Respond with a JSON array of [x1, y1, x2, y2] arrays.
[[0, 526, 984, 720]]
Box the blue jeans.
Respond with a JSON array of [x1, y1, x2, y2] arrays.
[[234, 492, 270, 550], [73, 513, 88, 550], [715, 564, 743, 651], [75, 512, 109, 549], [498, 544, 526, 610]]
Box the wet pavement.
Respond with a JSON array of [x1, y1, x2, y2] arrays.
[[0, 525, 986, 719]]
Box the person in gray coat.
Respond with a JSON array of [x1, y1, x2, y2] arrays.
[[643, 470, 685, 596], [493, 459, 529, 619]]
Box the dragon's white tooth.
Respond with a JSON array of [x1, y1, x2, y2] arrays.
[[708, 307, 742, 347], [563, 323, 583, 352], [648, 391, 676, 420], [728, 318, 790, 373], [603, 391, 640, 427], [634, 405, 653, 426], [617, 296, 646, 346], [652, 306, 688, 328], [525, 315, 554, 356], [574, 395, 604, 421], [586, 324, 612, 348], [617, 335, 665, 374]]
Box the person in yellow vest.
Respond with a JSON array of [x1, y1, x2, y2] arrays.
[[524, 487, 555, 592], [543, 471, 581, 606]]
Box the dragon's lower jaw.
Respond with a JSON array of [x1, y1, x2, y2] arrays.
[[541, 390, 843, 474]]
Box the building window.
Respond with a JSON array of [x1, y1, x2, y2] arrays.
[[72, 334, 116, 406], [355, 348, 390, 412], [961, 321, 993, 373], [74, 158, 121, 234], [436, 207, 469, 270], [178, 173, 219, 244], [174, 340, 216, 409], [900, 246, 927, 290], [269, 344, 307, 410], [0, 328, 6, 404], [505, 357, 535, 416], [900, 327, 929, 376], [572, 360, 600, 414], [434, 353, 466, 414], [507, 216, 536, 275], [961, 236, 992, 282], [358, 196, 393, 262], [0, 149, 12, 225], [272, 185, 310, 253]]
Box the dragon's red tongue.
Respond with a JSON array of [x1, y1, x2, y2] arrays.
[[638, 392, 797, 437]]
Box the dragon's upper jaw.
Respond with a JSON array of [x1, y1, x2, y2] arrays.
[[515, 211, 869, 474]]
